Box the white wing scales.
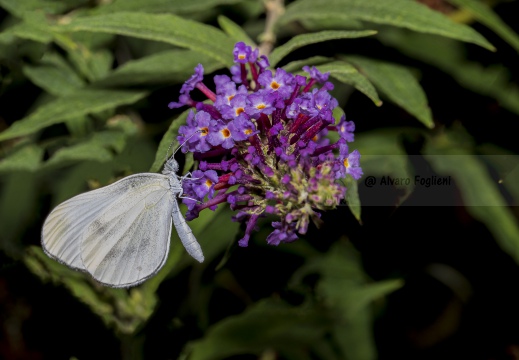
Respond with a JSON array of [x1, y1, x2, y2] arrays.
[[42, 166, 205, 288], [42, 174, 173, 287], [41, 178, 142, 271], [81, 185, 173, 287], [81, 188, 174, 287]]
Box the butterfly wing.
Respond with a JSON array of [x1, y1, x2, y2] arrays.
[[171, 199, 204, 263], [40, 175, 163, 271], [42, 174, 172, 286], [78, 174, 175, 288]]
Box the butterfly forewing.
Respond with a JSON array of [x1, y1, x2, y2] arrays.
[[41, 177, 143, 271]]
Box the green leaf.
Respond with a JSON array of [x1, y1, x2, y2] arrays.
[[299, 17, 364, 31], [185, 298, 331, 360], [24, 246, 118, 319], [106, 114, 140, 136], [295, 242, 403, 315], [354, 129, 412, 156], [314, 60, 382, 106], [477, 145, 519, 206], [189, 207, 239, 264], [0, 0, 78, 17], [453, 63, 519, 115], [1, 19, 54, 43], [47, 139, 155, 206], [0, 174, 37, 255], [282, 56, 334, 73], [217, 15, 256, 46], [0, 30, 15, 46], [97, 49, 225, 87], [24, 246, 152, 334], [149, 109, 192, 173], [64, 117, 92, 138], [345, 56, 434, 128], [377, 30, 519, 116], [281, 0, 495, 51], [343, 175, 361, 222], [52, 33, 114, 82], [58, 12, 236, 67], [291, 241, 403, 360], [447, 0, 519, 52], [425, 135, 519, 264], [22, 53, 85, 96], [0, 89, 148, 142], [493, 159, 519, 206], [269, 30, 377, 67], [328, 274, 400, 360], [91, 0, 240, 15], [86, 49, 114, 80], [183, 152, 195, 175], [378, 27, 462, 65], [353, 129, 416, 207], [44, 131, 127, 167], [0, 143, 43, 172], [331, 314, 374, 360]]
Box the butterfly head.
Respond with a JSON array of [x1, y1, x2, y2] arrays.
[[163, 156, 179, 175]]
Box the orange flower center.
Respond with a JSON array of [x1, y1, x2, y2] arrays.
[[236, 107, 245, 116], [256, 104, 266, 110], [228, 95, 235, 102], [221, 128, 231, 138], [245, 129, 253, 135], [200, 127, 209, 135], [238, 54, 246, 60], [205, 179, 213, 187], [270, 81, 280, 90], [344, 158, 349, 168]]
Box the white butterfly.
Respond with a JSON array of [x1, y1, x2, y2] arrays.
[[41, 149, 204, 288]]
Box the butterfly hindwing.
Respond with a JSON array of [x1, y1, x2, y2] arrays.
[[80, 177, 174, 288]]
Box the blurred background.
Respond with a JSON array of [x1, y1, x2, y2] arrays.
[[1, 0, 519, 359]]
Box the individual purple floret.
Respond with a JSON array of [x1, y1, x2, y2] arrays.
[[257, 68, 295, 99], [169, 42, 362, 248], [334, 114, 356, 142], [207, 120, 235, 149], [233, 42, 252, 63], [303, 65, 330, 85], [228, 114, 258, 141]]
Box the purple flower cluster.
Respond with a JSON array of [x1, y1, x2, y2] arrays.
[[169, 42, 362, 247]]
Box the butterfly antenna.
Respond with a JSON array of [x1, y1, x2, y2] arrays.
[[165, 130, 203, 161], [165, 142, 175, 162]]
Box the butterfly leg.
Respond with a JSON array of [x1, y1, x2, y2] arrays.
[[178, 194, 203, 203], [181, 173, 203, 182], [183, 171, 204, 178]]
